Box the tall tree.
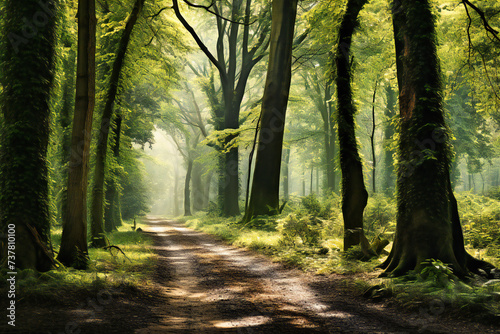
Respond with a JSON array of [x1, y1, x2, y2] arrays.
[[243, 0, 298, 221], [90, 0, 145, 247], [335, 0, 369, 251], [0, 0, 59, 271], [173, 0, 270, 216], [104, 113, 123, 232], [380, 0, 496, 277], [382, 82, 396, 195], [58, 0, 96, 267]]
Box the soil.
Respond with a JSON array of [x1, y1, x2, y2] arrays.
[[2, 217, 499, 334]]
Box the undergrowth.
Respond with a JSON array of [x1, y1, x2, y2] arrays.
[[0, 219, 155, 305]]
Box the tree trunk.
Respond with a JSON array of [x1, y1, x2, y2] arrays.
[[184, 159, 193, 216], [382, 83, 396, 195], [380, 0, 496, 277], [370, 80, 378, 193], [90, 0, 145, 247], [282, 147, 290, 200], [335, 0, 369, 251], [325, 82, 337, 194], [58, 0, 96, 267], [104, 114, 122, 232], [243, 0, 298, 221], [0, 0, 59, 271]]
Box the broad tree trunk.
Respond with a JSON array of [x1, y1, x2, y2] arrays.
[[0, 0, 59, 271], [380, 0, 495, 277], [104, 114, 122, 232], [90, 0, 145, 247], [335, 0, 369, 251], [58, 0, 96, 267], [184, 159, 193, 216], [243, 0, 298, 221]]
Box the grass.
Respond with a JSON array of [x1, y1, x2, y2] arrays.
[[0, 219, 156, 305]]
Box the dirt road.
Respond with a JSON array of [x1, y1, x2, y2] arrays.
[[135, 218, 499, 334]]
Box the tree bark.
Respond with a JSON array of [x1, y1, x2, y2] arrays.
[[380, 0, 496, 277], [243, 0, 298, 221], [104, 114, 122, 232], [90, 0, 145, 247], [58, 0, 96, 267], [382, 83, 396, 195], [282, 147, 290, 200], [335, 0, 369, 251], [184, 159, 193, 216], [0, 0, 59, 271]]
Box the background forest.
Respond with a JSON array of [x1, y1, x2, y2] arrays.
[[1, 0, 500, 330]]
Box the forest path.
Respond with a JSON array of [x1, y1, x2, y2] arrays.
[[135, 217, 496, 334]]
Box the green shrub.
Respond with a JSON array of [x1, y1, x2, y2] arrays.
[[301, 193, 322, 216], [456, 192, 500, 248], [363, 194, 397, 238], [278, 214, 323, 246]]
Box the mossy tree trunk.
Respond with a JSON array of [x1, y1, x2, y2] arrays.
[[90, 0, 145, 247], [380, 0, 496, 277], [0, 0, 59, 271], [334, 0, 369, 251], [243, 0, 298, 222]]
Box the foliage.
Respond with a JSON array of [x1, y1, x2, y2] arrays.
[[278, 214, 323, 247]]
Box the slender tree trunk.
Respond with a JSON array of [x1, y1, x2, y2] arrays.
[[310, 166, 314, 194], [243, 0, 298, 222], [335, 0, 369, 251], [184, 159, 193, 216], [104, 114, 122, 232], [325, 82, 337, 194], [370, 80, 378, 193], [57, 46, 76, 223], [283, 147, 290, 200], [58, 0, 96, 268], [90, 0, 145, 247], [382, 83, 396, 195], [0, 0, 59, 271], [173, 167, 180, 217], [380, 0, 496, 277]]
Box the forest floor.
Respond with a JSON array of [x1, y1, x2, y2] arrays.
[[3, 217, 500, 334]]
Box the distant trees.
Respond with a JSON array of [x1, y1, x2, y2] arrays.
[[0, 0, 59, 271], [173, 0, 270, 216]]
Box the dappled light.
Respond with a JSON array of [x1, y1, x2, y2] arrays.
[[1, 0, 499, 333]]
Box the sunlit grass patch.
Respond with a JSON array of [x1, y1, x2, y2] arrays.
[[0, 219, 156, 306]]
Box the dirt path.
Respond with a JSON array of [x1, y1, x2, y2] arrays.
[[136, 218, 499, 334]]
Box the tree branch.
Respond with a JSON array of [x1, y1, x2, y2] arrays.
[[462, 0, 500, 43]]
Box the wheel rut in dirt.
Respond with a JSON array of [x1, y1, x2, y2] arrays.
[[137, 217, 434, 334]]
